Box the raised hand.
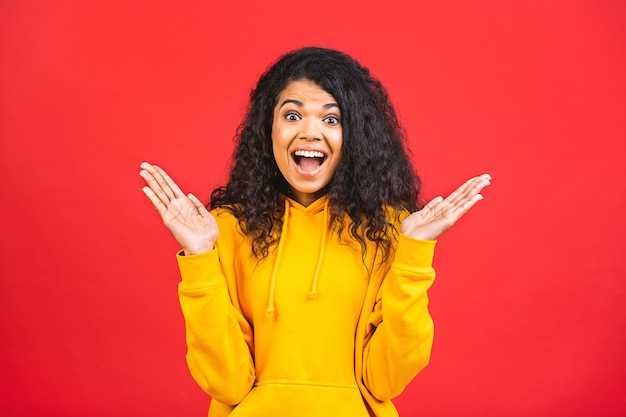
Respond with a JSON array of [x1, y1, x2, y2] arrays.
[[139, 162, 219, 255], [401, 174, 492, 241]]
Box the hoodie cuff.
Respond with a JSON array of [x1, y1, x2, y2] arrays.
[[394, 234, 437, 272], [176, 248, 223, 288]]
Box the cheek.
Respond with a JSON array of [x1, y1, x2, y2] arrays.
[[271, 132, 289, 168], [332, 132, 344, 155], [270, 123, 281, 151], [271, 131, 285, 157]]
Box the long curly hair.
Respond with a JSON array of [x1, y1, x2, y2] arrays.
[[210, 47, 424, 264]]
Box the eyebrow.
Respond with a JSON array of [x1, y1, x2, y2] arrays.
[[279, 99, 340, 110]]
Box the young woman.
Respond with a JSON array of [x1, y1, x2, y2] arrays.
[[140, 47, 491, 417]]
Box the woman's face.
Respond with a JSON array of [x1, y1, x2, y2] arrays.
[[271, 79, 343, 207]]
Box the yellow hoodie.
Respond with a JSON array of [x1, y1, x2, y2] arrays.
[[176, 195, 436, 417]]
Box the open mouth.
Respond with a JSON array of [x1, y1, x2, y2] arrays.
[[292, 150, 327, 173]]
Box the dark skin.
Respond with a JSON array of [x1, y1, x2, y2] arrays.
[[140, 78, 491, 254], [139, 162, 490, 255]]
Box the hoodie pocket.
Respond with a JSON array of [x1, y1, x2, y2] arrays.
[[228, 381, 370, 417]]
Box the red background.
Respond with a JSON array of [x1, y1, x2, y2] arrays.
[[1, 1, 625, 416]]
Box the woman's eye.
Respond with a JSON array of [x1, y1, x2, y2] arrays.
[[285, 112, 301, 121], [324, 116, 340, 125]]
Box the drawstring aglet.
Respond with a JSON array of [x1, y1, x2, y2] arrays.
[[307, 291, 317, 300], [264, 307, 275, 319]]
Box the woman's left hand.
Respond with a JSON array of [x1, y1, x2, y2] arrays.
[[400, 174, 492, 241]]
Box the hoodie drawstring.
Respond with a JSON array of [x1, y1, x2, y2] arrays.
[[265, 200, 290, 319], [265, 197, 330, 319], [308, 198, 329, 300]]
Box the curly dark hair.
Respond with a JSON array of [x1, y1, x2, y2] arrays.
[[209, 47, 424, 264]]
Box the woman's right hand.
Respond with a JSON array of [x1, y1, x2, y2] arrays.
[[140, 162, 219, 255]]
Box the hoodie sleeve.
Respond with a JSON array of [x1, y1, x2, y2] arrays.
[[177, 248, 255, 406], [361, 234, 436, 401]]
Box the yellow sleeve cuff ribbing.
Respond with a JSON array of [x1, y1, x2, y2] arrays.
[[394, 234, 436, 272], [176, 248, 224, 289]]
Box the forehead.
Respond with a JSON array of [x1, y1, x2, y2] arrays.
[[276, 80, 337, 105]]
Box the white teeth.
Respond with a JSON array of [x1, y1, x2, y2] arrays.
[[294, 150, 325, 158]]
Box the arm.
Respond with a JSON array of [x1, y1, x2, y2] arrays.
[[362, 236, 436, 400], [362, 174, 491, 400], [140, 162, 255, 404], [177, 249, 255, 405]]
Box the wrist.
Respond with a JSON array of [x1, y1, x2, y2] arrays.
[[405, 231, 437, 241], [182, 243, 215, 256]]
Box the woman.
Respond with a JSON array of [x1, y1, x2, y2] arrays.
[[140, 47, 491, 416]]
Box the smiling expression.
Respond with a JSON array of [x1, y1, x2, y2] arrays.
[[272, 80, 343, 206]]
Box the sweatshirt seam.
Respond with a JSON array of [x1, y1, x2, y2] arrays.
[[391, 262, 435, 274], [255, 379, 359, 389], [179, 280, 225, 292]]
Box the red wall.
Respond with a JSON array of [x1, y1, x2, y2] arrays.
[[1, 1, 624, 416]]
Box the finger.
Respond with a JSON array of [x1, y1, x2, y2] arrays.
[[141, 186, 168, 218], [421, 195, 444, 213], [139, 168, 173, 207], [449, 175, 491, 217], [434, 175, 489, 225], [187, 193, 210, 215], [449, 192, 484, 220], [441, 176, 478, 205], [459, 175, 491, 203], [148, 165, 177, 202], [447, 174, 491, 208], [153, 164, 186, 199], [139, 163, 184, 206], [139, 161, 154, 171]]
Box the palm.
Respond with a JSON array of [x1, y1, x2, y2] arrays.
[[401, 174, 491, 241], [162, 196, 217, 246], [140, 162, 218, 255]]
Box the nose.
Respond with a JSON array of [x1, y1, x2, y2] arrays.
[[299, 118, 321, 141]]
